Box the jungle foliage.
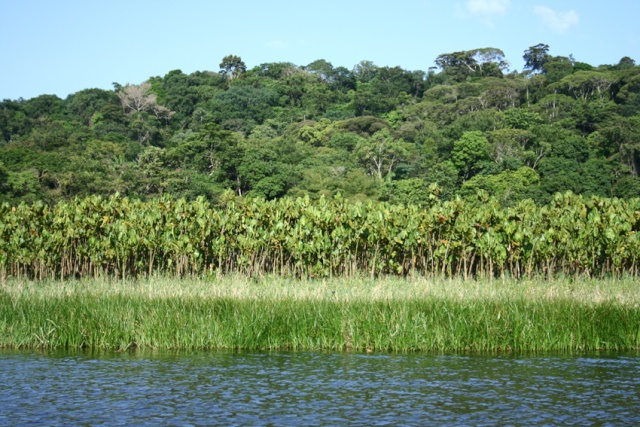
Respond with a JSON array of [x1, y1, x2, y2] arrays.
[[2, 45, 640, 206]]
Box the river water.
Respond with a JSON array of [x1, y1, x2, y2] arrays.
[[0, 350, 638, 426]]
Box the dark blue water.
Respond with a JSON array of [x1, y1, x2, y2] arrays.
[[0, 350, 638, 426]]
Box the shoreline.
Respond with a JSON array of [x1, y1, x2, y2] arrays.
[[1, 276, 639, 352]]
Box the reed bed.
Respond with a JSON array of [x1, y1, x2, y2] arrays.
[[1, 276, 638, 352]]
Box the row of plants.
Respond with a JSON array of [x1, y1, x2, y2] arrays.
[[2, 277, 638, 351], [1, 191, 640, 280]]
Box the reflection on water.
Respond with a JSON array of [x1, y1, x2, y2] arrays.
[[0, 349, 638, 426]]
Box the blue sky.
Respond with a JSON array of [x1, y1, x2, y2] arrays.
[[1, 0, 638, 100]]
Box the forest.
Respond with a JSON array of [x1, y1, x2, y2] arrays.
[[1, 44, 640, 207]]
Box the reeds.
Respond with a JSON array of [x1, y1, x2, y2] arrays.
[[1, 276, 638, 352]]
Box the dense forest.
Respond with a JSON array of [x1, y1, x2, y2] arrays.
[[1, 44, 640, 207]]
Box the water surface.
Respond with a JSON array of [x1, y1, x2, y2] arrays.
[[0, 350, 638, 426]]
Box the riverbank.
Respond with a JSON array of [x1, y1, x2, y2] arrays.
[[1, 276, 639, 352]]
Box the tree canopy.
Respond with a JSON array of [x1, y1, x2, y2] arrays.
[[2, 47, 639, 206]]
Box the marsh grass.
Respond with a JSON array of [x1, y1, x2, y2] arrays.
[[1, 275, 639, 352]]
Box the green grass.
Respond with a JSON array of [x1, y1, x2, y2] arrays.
[[1, 275, 639, 352]]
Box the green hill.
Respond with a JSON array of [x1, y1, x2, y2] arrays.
[[2, 45, 639, 206]]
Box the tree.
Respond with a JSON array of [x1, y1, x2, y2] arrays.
[[66, 88, 119, 126], [488, 128, 533, 166], [460, 166, 540, 204], [167, 123, 236, 172], [542, 56, 574, 83], [0, 161, 8, 201], [327, 132, 365, 151], [503, 108, 542, 130], [601, 115, 640, 176], [219, 55, 247, 80], [553, 71, 616, 102], [435, 48, 508, 82], [23, 95, 66, 122], [538, 157, 582, 195], [305, 59, 334, 81], [0, 168, 41, 204], [614, 56, 636, 71], [238, 145, 293, 199], [354, 129, 412, 180], [27, 118, 71, 150], [117, 82, 175, 121], [353, 60, 379, 83], [523, 44, 550, 73], [473, 47, 510, 75], [326, 66, 356, 93], [451, 131, 489, 180], [0, 99, 31, 143], [580, 157, 612, 197], [134, 146, 167, 195], [613, 175, 640, 198], [336, 116, 389, 137], [423, 161, 459, 200], [166, 123, 246, 194], [384, 178, 432, 206], [207, 85, 281, 132], [479, 77, 521, 110], [351, 81, 396, 116]]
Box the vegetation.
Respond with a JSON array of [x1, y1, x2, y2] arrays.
[[2, 45, 638, 353], [1, 276, 638, 352], [2, 44, 640, 206], [1, 192, 639, 281]]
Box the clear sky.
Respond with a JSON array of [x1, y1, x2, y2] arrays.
[[1, 0, 638, 100]]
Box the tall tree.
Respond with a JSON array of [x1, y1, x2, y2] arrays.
[[305, 59, 334, 81], [219, 55, 247, 80], [117, 82, 174, 121], [435, 48, 508, 82], [353, 60, 379, 83], [451, 131, 490, 180], [523, 43, 550, 73], [354, 128, 412, 180]]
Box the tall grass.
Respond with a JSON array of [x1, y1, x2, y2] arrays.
[[1, 276, 638, 352]]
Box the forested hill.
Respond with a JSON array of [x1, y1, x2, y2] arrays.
[[1, 45, 639, 206]]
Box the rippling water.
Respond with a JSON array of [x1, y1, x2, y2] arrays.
[[0, 349, 638, 426]]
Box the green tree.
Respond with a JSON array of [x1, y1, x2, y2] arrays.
[[451, 131, 489, 180], [488, 128, 533, 166], [0, 168, 41, 204], [423, 161, 459, 200], [538, 157, 582, 195], [523, 43, 550, 73], [460, 166, 540, 204], [208, 85, 281, 132], [354, 129, 413, 180], [601, 115, 640, 176], [435, 48, 508, 82], [353, 60, 379, 83], [238, 145, 295, 199], [383, 178, 433, 206], [66, 88, 120, 126], [24, 94, 66, 120], [220, 55, 247, 80], [542, 56, 574, 83], [134, 146, 167, 196], [553, 71, 616, 102], [0, 100, 31, 142], [305, 59, 334, 81]]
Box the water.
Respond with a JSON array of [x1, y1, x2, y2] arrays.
[[0, 350, 638, 426]]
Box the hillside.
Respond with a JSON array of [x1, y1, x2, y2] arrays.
[[1, 45, 639, 206]]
